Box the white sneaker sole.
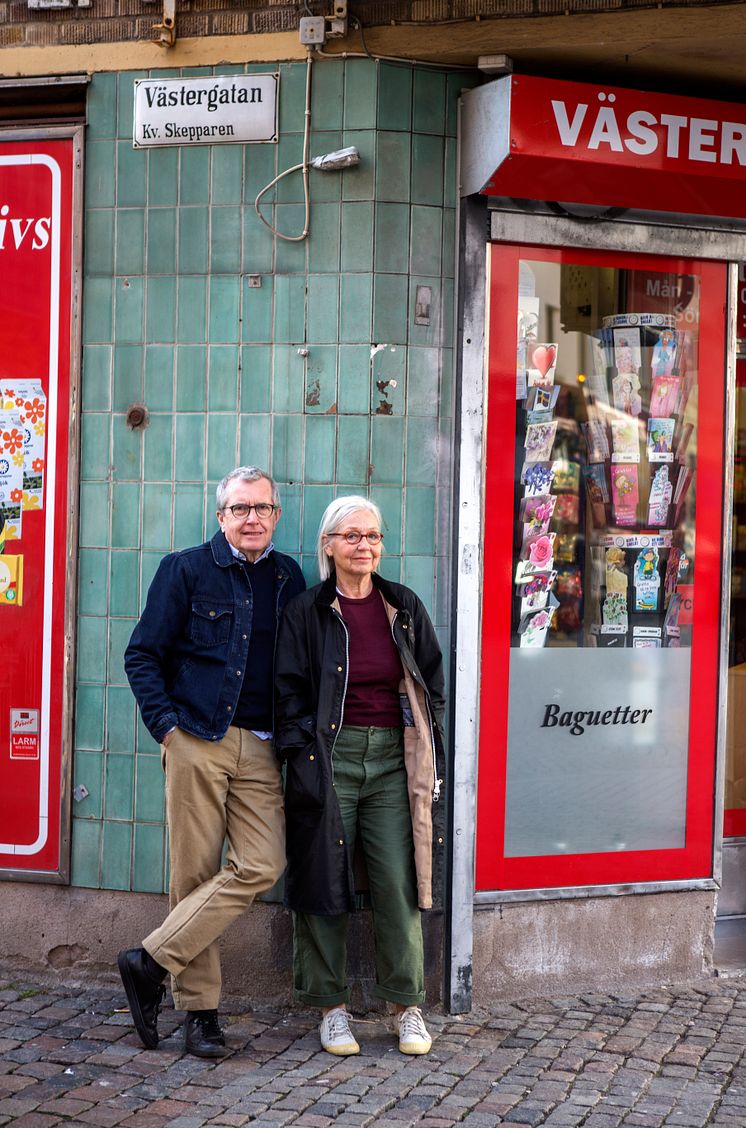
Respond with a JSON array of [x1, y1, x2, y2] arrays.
[[399, 1039, 432, 1055], [322, 1040, 360, 1055]]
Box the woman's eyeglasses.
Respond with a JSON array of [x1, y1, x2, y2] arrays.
[[327, 531, 383, 545]]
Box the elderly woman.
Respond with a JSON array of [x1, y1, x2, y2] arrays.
[[274, 496, 444, 1056]]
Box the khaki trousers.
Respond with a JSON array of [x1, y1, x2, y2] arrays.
[[143, 726, 285, 1012]]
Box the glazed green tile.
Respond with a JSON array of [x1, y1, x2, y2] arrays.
[[86, 141, 116, 209], [148, 146, 179, 206], [146, 276, 176, 344], [341, 130, 375, 202], [370, 486, 402, 553], [117, 71, 147, 139], [178, 207, 209, 274], [117, 141, 147, 207], [272, 345, 304, 413], [274, 206, 307, 273], [77, 615, 108, 684], [371, 345, 405, 415], [114, 276, 144, 343], [442, 208, 456, 279], [240, 345, 272, 412], [337, 415, 370, 486], [242, 275, 273, 343], [374, 203, 410, 274], [407, 347, 440, 416], [304, 345, 337, 413], [211, 145, 244, 205], [405, 417, 438, 485], [207, 415, 238, 481], [411, 135, 444, 206], [140, 482, 171, 552], [239, 414, 271, 472], [109, 551, 140, 619], [311, 62, 344, 130], [308, 203, 341, 273], [180, 65, 214, 76], [304, 415, 336, 484], [404, 486, 436, 555], [307, 276, 339, 345], [101, 820, 132, 891], [273, 275, 305, 343], [243, 210, 274, 276], [83, 346, 113, 412], [370, 416, 404, 484], [73, 751, 103, 820], [444, 137, 457, 209], [180, 146, 210, 205], [176, 276, 207, 343], [143, 413, 173, 481], [340, 203, 373, 273], [83, 278, 113, 345], [108, 617, 136, 686], [210, 206, 242, 274], [377, 553, 401, 582], [135, 756, 165, 823], [441, 277, 454, 350], [378, 63, 412, 132], [299, 555, 318, 585], [437, 416, 452, 486], [273, 481, 300, 554], [115, 209, 145, 276], [244, 141, 277, 203], [174, 347, 206, 415], [80, 482, 110, 548], [402, 555, 435, 617], [174, 483, 207, 549], [308, 131, 343, 202], [409, 277, 441, 347], [373, 274, 408, 343], [112, 415, 142, 481], [435, 550, 452, 627], [144, 345, 175, 411], [337, 345, 371, 413], [78, 549, 109, 615], [344, 60, 377, 130], [413, 69, 446, 135], [113, 344, 144, 411], [339, 274, 372, 343], [276, 133, 304, 204], [70, 817, 101, 888], [208, 346, 239, 411], [104, 754, 135, 820], [85, 210, 115, 276], [140, 551, 165, 610], [75, 684, 105, 750], [146, 208, 177, 274], [440, 347, 454, 418], [209, 276, 240, 343], [375, 132, 410, 203], [111, 481, 141, 548], [301, 484, 335, 554], [174, 415, 205, 481], [271, 415, 303, 483], [133, 824, 166, 894], [88, 72, 117, 138], [410, 206, 442, 277], [279, 61, 308, 135], [80, 413, 111, 481]]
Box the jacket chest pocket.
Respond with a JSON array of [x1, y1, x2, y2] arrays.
[[189, 601, 233, 647]]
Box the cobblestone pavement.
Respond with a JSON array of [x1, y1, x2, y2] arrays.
[[1, 974, 746, 1127]]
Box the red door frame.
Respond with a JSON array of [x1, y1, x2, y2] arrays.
[[476, 242, 726, 892]]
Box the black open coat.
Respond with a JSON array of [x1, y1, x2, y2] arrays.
[[274, 572, 445, 916]]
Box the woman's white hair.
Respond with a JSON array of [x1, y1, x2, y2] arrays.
[[317, 495, 383, 580]]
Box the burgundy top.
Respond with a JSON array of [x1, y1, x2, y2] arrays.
[[337, 587, 403, 727]]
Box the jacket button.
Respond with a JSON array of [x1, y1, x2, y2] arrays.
[[226, 706, 231, 711], [309, 754, 315, 761], [209, 610, 216, 617], [331, 723, 336, 730], [338, 839, 344, 845], [403, 624, 408, 629], [236, 670, 241, 676], [242, 634, 248, 640], [337, 666, 343, 672]]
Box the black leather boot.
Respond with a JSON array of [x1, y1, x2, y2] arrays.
[[184, 1010, 227, 1058], [117, 947, 167, 1049]]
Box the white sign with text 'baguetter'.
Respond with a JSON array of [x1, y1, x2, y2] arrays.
[[133, 74, 279, 148]]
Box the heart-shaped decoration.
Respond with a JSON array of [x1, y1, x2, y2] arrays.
[[531, 344, 557, 377]]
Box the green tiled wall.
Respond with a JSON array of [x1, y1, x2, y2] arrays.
[[72, 58, 475, 891]]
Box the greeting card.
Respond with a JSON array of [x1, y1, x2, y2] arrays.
[[633, 544, 660, 612], [520, 495, 556, 539], [602, 590, 628, 631], [613, 328, 642, 375], [519, 571, 558, 617], [649, 374, 680, 417], [651, 328, 679, 376], [647, 417, 675, 463], [612, 371, 642, 416], [0, 380, 46, 510], [605, 546, 628, 595], [515, 532, 556, 581], [526, 342, 557, 388], [647, 464, 673, 526], [611, 464, 639, 527], [610, 416, 640, 463], [521, 462, 555, 497], [585, 464, 609, 528], [581, 418, 610, 463], [525, 420, 558, 463], [526, 384, 560, 423], [519, 600, 558, 648]]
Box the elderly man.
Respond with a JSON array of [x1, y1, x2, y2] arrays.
[[119, 466, 305, 1057]]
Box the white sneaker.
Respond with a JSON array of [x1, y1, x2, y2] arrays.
[[319, 1006, 360, 1055], [396, 1006, 432, 1054]]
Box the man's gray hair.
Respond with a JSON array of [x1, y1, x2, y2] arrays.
[[216, 467, 280, 511], [317, 495, 383, 580]]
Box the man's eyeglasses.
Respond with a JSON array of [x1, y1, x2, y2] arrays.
[[223, 503, 277, 520], [327, 531, 383, 545]]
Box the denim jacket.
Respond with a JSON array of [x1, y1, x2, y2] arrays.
[[124, 530, 306, 745]]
